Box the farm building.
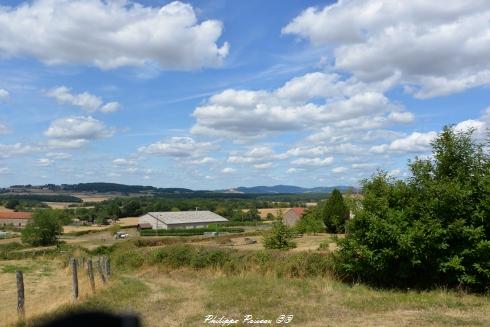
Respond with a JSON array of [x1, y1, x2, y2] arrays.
[[282, 208, 305, 226], [0, 211, 32, 228], [139, 211, 228, 230]]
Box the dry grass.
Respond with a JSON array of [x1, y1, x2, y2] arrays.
[[195, 233, 338, 252], [62, 225, 109, 233], [118, 217, 139, 227], [44, 202, 78, 210], [0, 259, 109, 326]]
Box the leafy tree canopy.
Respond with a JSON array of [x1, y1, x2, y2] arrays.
[[335, 126, 490, 292]]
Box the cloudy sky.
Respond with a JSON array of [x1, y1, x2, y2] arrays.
[[1, 0, 490, 189]]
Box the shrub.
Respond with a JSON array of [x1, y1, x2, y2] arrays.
[[263, 219, 296, 250], [21, 210, 63, 246], [335, 126, 490, 292]]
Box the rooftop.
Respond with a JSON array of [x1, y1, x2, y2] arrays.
[[0, 212, 33, 220], [145, 211, 228, 225]]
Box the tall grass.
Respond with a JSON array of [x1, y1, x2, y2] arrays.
[[111, 243, 333, 278]]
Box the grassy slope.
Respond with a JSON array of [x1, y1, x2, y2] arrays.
[[7, 264, 490, 327]]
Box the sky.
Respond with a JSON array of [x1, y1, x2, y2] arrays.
[[1, 0, 490, 189]]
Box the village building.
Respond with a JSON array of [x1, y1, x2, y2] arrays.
[[282, 207, 306, 226], [138, 211, 228, 230], [0, 211, 32, 228]]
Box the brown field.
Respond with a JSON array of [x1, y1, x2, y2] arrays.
[[0, 206, 14, 213]]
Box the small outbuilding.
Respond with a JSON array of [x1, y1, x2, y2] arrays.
[[282, 208, 305, 226], [0, 211, 32, 228], [139, 211, 228, 230]]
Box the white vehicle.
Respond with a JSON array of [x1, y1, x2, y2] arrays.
[[113, 231, 129, 239]]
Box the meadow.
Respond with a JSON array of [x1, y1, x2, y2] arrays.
[[0, 234, 489, 327]]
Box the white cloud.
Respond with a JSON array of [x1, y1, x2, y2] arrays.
[[0, 166, 9, 174], [0, 0, 229, 70], [0, 122, 11, 134], [332, 166, 348, 174], [100, 102, 120, 113], [138, 137, 217, 158], [113, 158, 137, 167], [253, 162, 274, 169], [370, 131, 438, 154], [228, 146, 279, 164], [222, 167, 236, 173], [192, 73, 410, 140], [47, 86, 119, 113], [188, 157, 216, 165], [291, 157, 334, 167], [283, 1, 490, 98], [44, 116, 114, 148], [0, 143, 40, 158], [45, 152, 71, 160], [0, 88, 9, 99], [36, 158, 54, 166]]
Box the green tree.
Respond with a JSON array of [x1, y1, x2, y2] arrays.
[[264, 216, 296, 250], [296, 207, 325, 234], [21, 210, 63, 246], [5, 199, 20, 210], [322, 189, 349, 233], [335, 126, 490, 292]]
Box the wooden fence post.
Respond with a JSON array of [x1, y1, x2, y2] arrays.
[[70, 258, 78, 302], [105, 256, 111, 279], [16, 271, 25, 321], [96, 257, 106, 284], [87, 258, 96, 294]]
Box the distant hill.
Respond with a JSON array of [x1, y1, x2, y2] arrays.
[[225, 185, 354, 194], [7, 182, 355, 196], [60, 183, 194, 194]]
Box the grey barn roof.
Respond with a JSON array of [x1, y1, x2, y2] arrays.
[[146, 211, 228, 225]]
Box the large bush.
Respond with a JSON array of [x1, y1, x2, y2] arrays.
[[21, 210, 64, 246], [335, 127, 490, 292]]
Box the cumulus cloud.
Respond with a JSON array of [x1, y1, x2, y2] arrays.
[[283, 1, 490, 97], [370, 131, 438, 154], [47, 86, 119, 113], [192, 72, 411, 140], [291, 157, 334, 167], [0, 0, 229, 70], [0, 88, 9, 99], [222, 167, 236, 173], [44, 116, 114, 148], [138, 137, 217, 157]]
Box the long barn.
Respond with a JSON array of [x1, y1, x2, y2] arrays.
[[139, 211, 228, 230]]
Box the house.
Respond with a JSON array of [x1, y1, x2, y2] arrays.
[[282, 208, 305, 226], [0, 212, 32, 228], [139, 211, 228, 230]]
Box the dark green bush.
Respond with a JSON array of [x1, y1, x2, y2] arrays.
[[335, 127, 490, 292]]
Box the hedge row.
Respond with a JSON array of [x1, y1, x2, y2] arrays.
[[140, 227, 244, 236]]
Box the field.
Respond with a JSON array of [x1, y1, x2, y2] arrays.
[[0, 229, 489, 327]]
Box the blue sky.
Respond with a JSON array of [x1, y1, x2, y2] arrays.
[[1, 0, 490, 189]]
